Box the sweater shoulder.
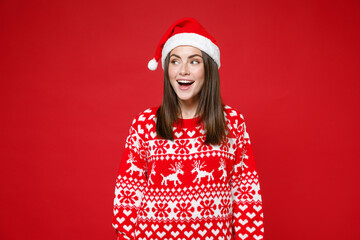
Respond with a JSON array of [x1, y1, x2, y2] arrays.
[[129, 106, 159, 137], [223, 104, 248, 139], [223, 104, 246, 124], [132, 106, 158, 123]]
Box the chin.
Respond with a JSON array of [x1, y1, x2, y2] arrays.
[[178, 96, 196, 103]]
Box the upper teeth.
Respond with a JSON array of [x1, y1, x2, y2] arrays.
[[178, 80, 194, 83]]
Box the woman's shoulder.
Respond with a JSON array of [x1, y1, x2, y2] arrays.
[[223, 104, 248, 139], [223, 104, 246, 123], [129, 106, 159, 126]]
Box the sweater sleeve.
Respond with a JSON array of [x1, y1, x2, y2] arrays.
[[112, 116, 148, 240], [231, 115, 264, 240]]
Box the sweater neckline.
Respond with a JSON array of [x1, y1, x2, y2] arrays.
[[176, 116, 201, 128]]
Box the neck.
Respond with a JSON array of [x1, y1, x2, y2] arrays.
[[178, 98, 199, 119]]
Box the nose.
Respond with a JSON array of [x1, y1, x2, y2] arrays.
[[179, 62, 189, 75]]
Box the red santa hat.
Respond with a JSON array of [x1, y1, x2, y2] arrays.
[[147, 17, 221, 71]]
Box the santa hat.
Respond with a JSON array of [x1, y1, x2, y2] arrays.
[[148, 17, 221, 71]]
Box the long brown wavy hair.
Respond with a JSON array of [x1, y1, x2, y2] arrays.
[[156, 50, 227, 145]]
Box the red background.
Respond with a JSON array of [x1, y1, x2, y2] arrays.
[[1, 0, 359, 239]]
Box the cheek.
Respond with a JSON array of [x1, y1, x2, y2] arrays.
[[197, 79, 205, 90], [168, 67, 177, 81], [194, 68, 205, 81], [167, 69, 177, 89]]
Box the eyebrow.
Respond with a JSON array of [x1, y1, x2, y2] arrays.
[[169, 54, 203, 59]]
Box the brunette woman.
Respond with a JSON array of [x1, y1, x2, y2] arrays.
[[112, 17, 264, 240]]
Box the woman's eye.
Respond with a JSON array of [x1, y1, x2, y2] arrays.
[[171, 60, 179, 64], [191, 60, 200, 64]]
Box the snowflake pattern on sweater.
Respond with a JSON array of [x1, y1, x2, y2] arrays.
[[112, 105, 264, 240]]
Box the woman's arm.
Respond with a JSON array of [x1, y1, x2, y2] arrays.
[[112, 115, 148, 239], [231, 115, 264, 239]]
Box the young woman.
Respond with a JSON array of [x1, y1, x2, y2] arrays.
[[112, 18, 264, 240]]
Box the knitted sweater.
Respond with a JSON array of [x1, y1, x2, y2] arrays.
[[112, 105, 264, 240]]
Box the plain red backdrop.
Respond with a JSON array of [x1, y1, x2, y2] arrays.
[[1, 0, 359, 239]]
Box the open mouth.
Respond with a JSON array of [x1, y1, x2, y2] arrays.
[[177, 80, 195, 86]]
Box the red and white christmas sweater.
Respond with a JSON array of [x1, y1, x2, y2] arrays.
[[112, 105, 264, 240]]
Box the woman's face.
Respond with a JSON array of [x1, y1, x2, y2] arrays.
[[168, 46, 205, 106]]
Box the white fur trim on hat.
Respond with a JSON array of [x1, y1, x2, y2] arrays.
[[161, 33, 220, 69]]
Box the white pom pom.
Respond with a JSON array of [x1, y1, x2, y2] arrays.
[[148, 58, 158, 71]]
